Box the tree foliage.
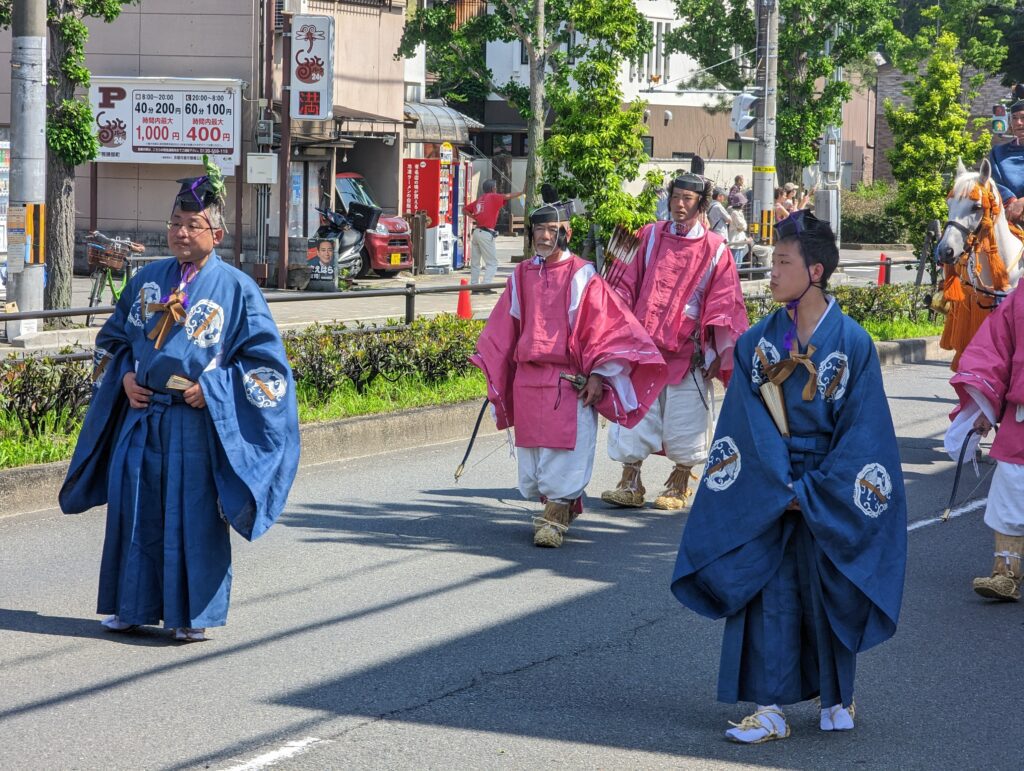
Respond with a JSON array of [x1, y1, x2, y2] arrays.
[[541, 1, 654, 235], [884, 30, 990, 252], [0, 0, 138, 310], [398, 0, 651, 228], [666, 0, 902, 179]]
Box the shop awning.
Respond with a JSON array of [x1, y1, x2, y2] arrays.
[[403, 100, 483, 144], [333, 105, 403, 135]]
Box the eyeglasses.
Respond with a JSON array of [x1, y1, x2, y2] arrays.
[[775, 209, 826, 239], [166, 221, 213, 236]]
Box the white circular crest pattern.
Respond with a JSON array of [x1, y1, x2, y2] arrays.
[[705, 436, 742, 491], [184, 299, 225, 349], [751, 338, 781, 385], [243, 367, 287, 409], [853, 462, 892, 518], [128, 281, 161, 328], [817, 351, 850, 402], [92, 346, 110, 387]]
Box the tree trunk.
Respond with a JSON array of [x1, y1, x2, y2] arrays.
[[44, 24, 75, 313], [520, 0, 545, 258], [45, 161, 75, 313]]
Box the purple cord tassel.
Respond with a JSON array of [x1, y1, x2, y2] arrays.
[[782, 299, 800, 352]]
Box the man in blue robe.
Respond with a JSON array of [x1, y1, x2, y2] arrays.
[[61, 160, 300, 642], [671, 211, 907, 743], [990, 92, 1024, 225]]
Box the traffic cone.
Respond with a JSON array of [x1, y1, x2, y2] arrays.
[[877, 253, 888, 286], [457, 278, 473, 319]]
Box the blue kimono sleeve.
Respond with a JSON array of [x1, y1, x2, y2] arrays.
[[60, 281, 138, 513], [671, 333, 797, 618], [200, 281, 300, 541], [791, 334, 907, 652]]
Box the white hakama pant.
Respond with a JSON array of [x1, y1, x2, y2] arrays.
[[606, 375, 711, 466], [517, 398, 599, 501]]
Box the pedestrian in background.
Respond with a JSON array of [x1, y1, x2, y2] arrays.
[[465, 179, 522, 290], [60, 160, 300, 643], [726, 191, 752, 268], [707, 187, 731, 241]]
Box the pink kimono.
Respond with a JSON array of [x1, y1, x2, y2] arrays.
[[471, 255, 667, 451], [948, 287, 1024, 464], [612, 221, 748, 385]]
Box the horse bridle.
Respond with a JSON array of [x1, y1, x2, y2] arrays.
[[940, 209, 1008, 308]]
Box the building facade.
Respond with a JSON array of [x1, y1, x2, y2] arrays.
[[0, 0, 409, 274]]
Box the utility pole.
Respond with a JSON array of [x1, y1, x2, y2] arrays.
[[815, 32, 843, 244], [4, 0, 46, 342], [277, 12, 293, 290], [751, 0, 778, 244]]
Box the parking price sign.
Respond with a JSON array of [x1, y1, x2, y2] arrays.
[[89, 77, 242, 171]]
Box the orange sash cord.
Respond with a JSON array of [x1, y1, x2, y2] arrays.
[[761, 343, 819, 402], [146, 288, 188, 350]]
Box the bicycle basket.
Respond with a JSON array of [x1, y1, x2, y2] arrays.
[[87, 236, 130, 271]]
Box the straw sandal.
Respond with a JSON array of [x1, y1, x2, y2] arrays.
[[725, 706, 791, 744], [173, 627, 208, 642]]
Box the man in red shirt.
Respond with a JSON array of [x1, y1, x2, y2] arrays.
[[465, 179, 522, 290]]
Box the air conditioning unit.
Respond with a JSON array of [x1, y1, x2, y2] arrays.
[[275, 0, 308, 30]]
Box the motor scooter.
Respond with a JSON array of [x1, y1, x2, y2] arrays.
[[313, 206, 364, 277]]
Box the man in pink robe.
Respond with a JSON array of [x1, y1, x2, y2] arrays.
[[471, 201, 667, 548], [601, 174, 748, 511], [946, 287, 1024, 600]]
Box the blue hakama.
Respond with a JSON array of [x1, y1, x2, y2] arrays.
[[62, 252, 299, 630]]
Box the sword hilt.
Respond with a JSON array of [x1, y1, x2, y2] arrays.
[[559, 372, 587, 391]]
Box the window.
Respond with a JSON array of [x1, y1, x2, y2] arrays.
[[727, 139, 755, 160], [521, 41, 529, 65], [566, 28, 577, 65], [641, 136, 654, 157]]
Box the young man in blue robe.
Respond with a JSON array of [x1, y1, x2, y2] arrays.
[[61, 159, 300, 642], [671, 211, 907, 742]]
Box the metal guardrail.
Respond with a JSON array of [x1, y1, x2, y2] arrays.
[[0, 256, 923, 344], [0, 280, 507, 326]]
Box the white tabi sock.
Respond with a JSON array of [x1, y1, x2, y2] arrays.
[[100, 614, 137, 632], [820, 703, 855, 731], [725, 704, 788, 743]]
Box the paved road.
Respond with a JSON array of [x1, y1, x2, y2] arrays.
[[0, 354, 1015, 770]]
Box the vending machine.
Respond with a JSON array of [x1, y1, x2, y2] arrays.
[[402, 143, 456, 273]]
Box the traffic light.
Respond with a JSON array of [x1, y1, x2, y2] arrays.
[[993, 104, 1008, 135], [730, 93, 760, 133]]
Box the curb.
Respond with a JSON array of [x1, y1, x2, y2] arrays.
[[842, 243, 915, 251], [0, 337, 953, 519], [0, 399, 496, 520]]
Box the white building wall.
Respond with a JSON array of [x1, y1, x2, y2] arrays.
[[484, 0, 719, 109]]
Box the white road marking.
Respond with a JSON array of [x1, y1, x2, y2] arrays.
[[217, 737, 326, 771], [908, 497, 987, 531]]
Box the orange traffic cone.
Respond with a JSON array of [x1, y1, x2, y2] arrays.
[[877, 253, 889, 286], [457, 278, 473, 319]]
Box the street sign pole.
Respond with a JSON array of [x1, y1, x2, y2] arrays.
[[5, 0, 46, 342], [751, 0, 778, 245]]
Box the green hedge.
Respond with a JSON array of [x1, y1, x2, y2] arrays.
[[745, 284, 933, 325], [840, 182, 911, 244], [283, 314, 484, 403]]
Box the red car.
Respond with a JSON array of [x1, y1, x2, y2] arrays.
[[335, 172, 413, 277]]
